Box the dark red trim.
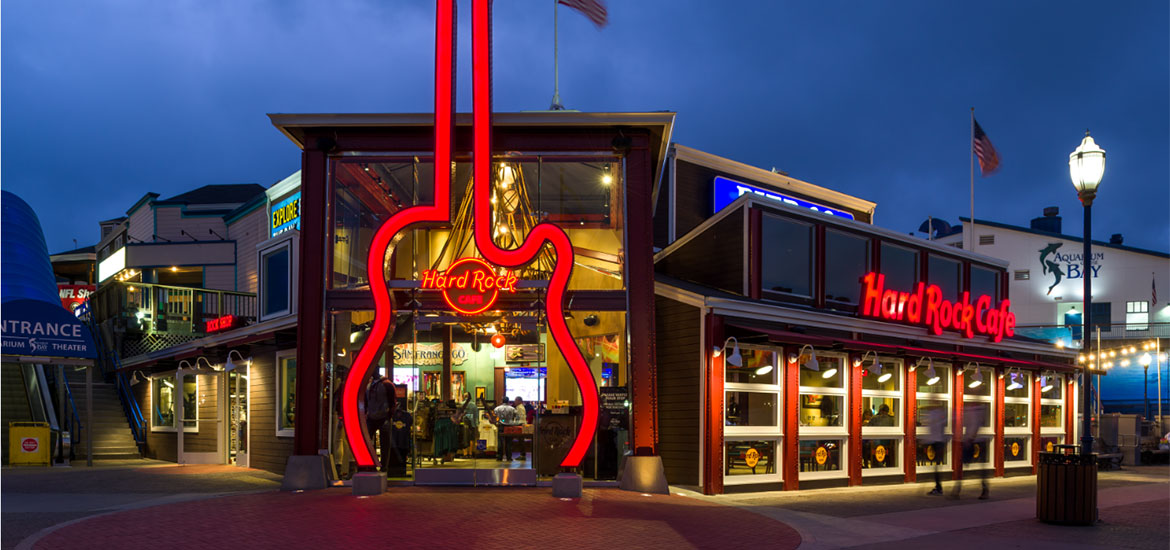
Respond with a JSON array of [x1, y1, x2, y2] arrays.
[[904, 363, 917, 482], [749, 208, 761, 300], [703, 314, 725, 495], [1065, 376, 1075, 446], [848, 352, 862, 485], [814, 223, 826, 309], [1031, 374, 1041, 474], [783, 345, 800, 491], [627, 136, 659, 457], [994, 366, 1005, 477], [952, 366, 964, 480]]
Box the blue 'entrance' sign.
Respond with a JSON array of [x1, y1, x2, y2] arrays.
[[712, 176, 855, 220]]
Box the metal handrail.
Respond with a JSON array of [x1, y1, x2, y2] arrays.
[[62, 375, 82, 455], [84, 314, 147, 449]]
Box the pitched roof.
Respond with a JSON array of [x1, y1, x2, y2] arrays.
[[958, 217, 1169, 259], [162, 184, 266, 205]]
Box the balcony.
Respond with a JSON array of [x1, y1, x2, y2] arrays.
[[92, 281, 257, 359]]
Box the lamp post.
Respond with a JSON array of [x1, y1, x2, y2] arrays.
[[1070, 130, 1106, 456], [1140, 352, 1153, 421]]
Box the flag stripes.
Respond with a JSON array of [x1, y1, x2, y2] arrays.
[[973, 118, 1001, 176]]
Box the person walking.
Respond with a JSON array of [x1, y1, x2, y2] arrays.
[[364, 372, 396, 473], [924, 405, 947, 495], [951, 402, 990, 500]]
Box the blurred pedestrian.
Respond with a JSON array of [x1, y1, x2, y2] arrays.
[[951, 402, 989, 500], [924, 405, 947, 495]]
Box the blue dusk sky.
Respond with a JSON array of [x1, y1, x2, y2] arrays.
[[2, 1, 1167, 252]]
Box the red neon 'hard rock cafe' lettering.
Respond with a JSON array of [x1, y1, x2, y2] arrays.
[[420, 257, 518, 315], [861, 272, 1016, 342]]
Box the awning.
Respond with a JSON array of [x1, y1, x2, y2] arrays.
[[1, 299, 96, 359]]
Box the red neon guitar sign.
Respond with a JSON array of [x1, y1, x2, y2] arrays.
[[421, 257, 518, 315], [860, 272, 1016, 342], [342, 0, 599, 470]]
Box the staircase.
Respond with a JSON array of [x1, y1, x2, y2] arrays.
[[64, 368, 141, 460]]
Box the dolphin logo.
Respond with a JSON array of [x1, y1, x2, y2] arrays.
[[1039, 242, 1064, 295]]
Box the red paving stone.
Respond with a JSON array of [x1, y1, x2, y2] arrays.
[[33, 487, 801, 549]]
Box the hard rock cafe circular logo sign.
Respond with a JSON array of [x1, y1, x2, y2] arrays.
[[926, 444, 936, 461], [815, 446, 829, 465], [973, 443, 981, 459], [874, 444, 887, 463], [744, 448, 760, 468], [1046, 441, 1055, 452], [1011, 442, 1020, 456], [421, 257, 518, 315]]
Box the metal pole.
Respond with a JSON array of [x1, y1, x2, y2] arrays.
[[177, 372, 185, 464], [86, 364, 93, 467], [1158, 338, 1163, 423], [550, 0, 563, 110], [1081, 202, 1093, 456], [968, 108, 975, 252], [1144, 365, 1150, 420], [57, 365, 66, 464]]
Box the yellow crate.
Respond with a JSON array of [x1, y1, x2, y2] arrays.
[[9, 422, 51, 466]]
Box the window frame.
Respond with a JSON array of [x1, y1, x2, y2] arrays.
[[150, 371, 199, 433], [914, 361, 954, 465], [797, 437, 848, 480], [258, 233, 298, 322], [276, 349, 297, 437], [1040, 373, 1065, 434], [823, 228, 872, 308], [960, 365, 996, 470], [1126, 301, 1150, 331], [723, 345, 783, 485], [797, 352, 849, 436], [861, 358, 904, 476], [759, 213, 815, 300]]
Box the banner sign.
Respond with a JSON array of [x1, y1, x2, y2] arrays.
[[270, 191, 301, 237], [58, 284, 94, 317], [860, 272, 1016, 342], [713, 176, 855, 220], [392, 342, 468, 366], [421, 257, 518, 315], [1, 299, 96, 358]]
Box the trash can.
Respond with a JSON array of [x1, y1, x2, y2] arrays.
[[1036, 446, 1097, 525], [8, 422, 51, 466]]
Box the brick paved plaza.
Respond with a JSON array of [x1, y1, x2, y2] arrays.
[[2, 461, 1165, 549]]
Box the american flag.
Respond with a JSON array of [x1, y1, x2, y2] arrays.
[[559, 0, 608, 28], [973, 117, 1001, 176]]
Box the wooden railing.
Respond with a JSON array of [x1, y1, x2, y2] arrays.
[[92, 281, 257, 340]]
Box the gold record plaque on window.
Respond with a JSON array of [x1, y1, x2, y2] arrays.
[[1011, 442, 1020, 457], [1046, 441, 1054, 452], [815, 446, 828, 465], [926, 444, 936, 461], [744, 447, 760, 468], [874, 444, 887, 463]]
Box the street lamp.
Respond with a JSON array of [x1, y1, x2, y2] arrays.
[[1070, 130, 1106, 456], [1140, 353, 1153, 420]]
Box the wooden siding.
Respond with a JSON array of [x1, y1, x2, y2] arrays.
[[655, 296, 701, 486], [653, 158, 671, 249], [228, 208, 266, 294], [204, 265, 236, 292], [657, 208, 745, 295], [154, 207, 229, 243], [248, 348, 294, 474], [127, 203, 154, 244]]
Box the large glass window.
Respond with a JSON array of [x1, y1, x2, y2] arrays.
[[725, 439, 779, 478], [761, 215, 813, 297], [799, 439, 844, 473], [862, 356, 902, 474], [928, 255, 962, 302], [1004, 436, 1029, 463], [798, 354, 846, 428], [1126, 301, 1149, 331], [151, 373, 197, 432], [862, 438, 899, 470], [1004, 403, 1030, 428], [1004, 369, 1030, 464], [1040, 373, 1064, 433], [724, 347, 782, 483], [825, 230, 870, 305], [880, 243, 919, 291], [915, 360, 952, 466], [970, 265, 999, 302], [726, 348, 778, 385], [725, 391, 777, 427], [277, 352, 297, 435], [261, 244, 291, 318]]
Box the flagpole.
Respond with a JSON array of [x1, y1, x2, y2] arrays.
[[969, 107, 975, 252], [551, 0, 563, 110]]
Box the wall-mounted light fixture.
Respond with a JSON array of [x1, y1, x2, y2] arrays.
[[790, 344, 819, 372], [714, 336, 742, 367], [225, 350, 252, 372], [965, 363, 984, 389]]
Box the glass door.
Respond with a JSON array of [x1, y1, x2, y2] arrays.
[[226, 365, 248, 467]]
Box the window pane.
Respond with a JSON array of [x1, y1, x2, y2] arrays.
[[726, 349, 777, 385], [725, 440, 778, 477], [970, 266, 999, 302], [928, 255, 961, 302], [880, 243, 919, 291], [861, 360, 900, 391], [799, 355, 844, 388], [862, 397, 899, 427], [963, 367, 992, 397], [182, 375, 197, 428], [280, 357, 297, 430], [1005, 372, 1030, 398], [916, 441, 947, 466], [761, 215, 812, 297], [799, 394, 843, 427], [799, 439, 843, 472], [825, 230, 869, 304], [154, 378, 176, 428], [1004, 403, 1029, 428], [1041, 375, 1063, 399], [963, 438, 992, 464], [962, 401, 991, 429], [1040, 404, 1062, 428], [915, 364, 950, 393], [1004, 436, 1029, 462], [862, 438, 899, 469], [726, 391, 777, 427], [1040, 435, 1063, 453], [263, 248, 290, 316], [915, 399, 949, 430]]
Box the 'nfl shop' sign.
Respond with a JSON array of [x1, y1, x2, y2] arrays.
[[860, 272, 1016, 342]]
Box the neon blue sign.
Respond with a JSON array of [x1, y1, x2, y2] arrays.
[[270, 192, 301, 237], [712, 176, 854, 220]]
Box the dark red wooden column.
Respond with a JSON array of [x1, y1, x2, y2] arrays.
[[1031, 373, 1041, 474], [994, 366, 1005, 477], [293, 143, 328, 456], [904, 360, 917, 482], [702, 314, 725, 495], [952, 366, 964, 480], [783, 346, 800, 491], [848, 352, 863, 486], [1065, 375, 1076, 447], [627, 138, 659, 457]]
